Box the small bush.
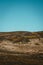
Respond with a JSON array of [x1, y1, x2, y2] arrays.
[[35, 43, 40, 45]]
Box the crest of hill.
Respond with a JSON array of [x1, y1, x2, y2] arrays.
[[0, 31, 43, 43], [0, 31, 43, 37]]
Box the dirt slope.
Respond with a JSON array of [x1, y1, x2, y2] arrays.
[[0, 31, 43, 65]]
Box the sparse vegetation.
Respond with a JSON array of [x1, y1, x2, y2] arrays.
[[0, 31, 43, 65], [35, 43, 40, 45], [0, 31, 43, 43]]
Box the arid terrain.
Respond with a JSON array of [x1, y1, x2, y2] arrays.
[[0, 31, 43, 65]]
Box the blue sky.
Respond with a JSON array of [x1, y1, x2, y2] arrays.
[[0, 0, 43, 32]]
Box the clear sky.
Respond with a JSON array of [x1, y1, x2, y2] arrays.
[[0, 0, 43, 32]]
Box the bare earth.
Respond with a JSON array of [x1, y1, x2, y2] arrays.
[[0, 31, 43, 65]]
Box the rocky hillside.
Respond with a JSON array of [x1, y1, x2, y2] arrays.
[[0, 31, 43, 53], [0, 31, 43, 43], [0, 31, 43, 65]]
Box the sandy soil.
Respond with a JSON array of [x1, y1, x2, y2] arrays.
[[0, 40, 43, 54]]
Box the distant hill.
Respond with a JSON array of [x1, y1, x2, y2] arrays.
[[0, 31, 43, 43]]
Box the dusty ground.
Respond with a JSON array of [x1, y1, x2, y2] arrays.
[[0, 31, 43, 65], [0, 40, 43, 53]]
